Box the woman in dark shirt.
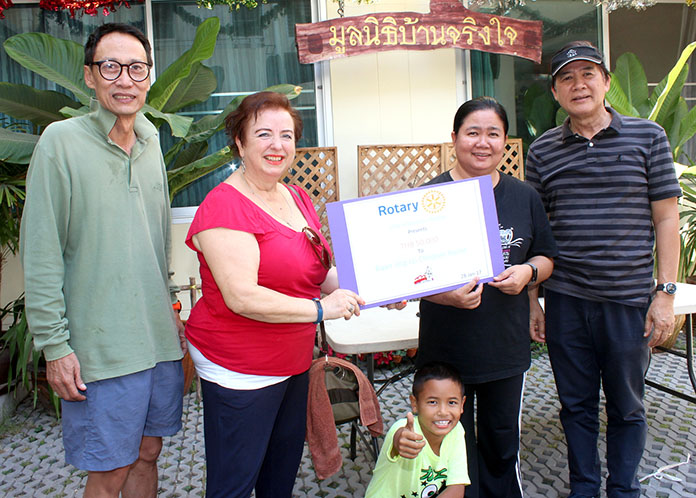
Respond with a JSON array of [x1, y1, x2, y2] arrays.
[[416, 97, 558, 498]]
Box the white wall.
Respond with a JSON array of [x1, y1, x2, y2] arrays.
[[1, 252, 23, 310], [327, 0, 459, 200]]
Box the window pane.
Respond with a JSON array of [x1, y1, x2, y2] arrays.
[[469, 1, 600, 147], [151, 0, 317, 207]]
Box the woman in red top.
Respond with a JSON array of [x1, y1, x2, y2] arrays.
[[185, 91, 364, 498]]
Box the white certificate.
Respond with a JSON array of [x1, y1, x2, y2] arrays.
[[326, 176, 504, 308]]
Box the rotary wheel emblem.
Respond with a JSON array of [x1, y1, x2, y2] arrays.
[[422, 190, 445, 214]]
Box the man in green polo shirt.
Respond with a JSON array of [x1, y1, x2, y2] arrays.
[[21, 23, 185, 498]]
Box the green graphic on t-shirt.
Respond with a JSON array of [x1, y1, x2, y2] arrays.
[[420, 466, 448, 484]]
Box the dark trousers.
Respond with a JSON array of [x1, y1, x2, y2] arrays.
[[545, 289, 649, 498], [201, 372, 309, 498], [461, 373, 525, 498]]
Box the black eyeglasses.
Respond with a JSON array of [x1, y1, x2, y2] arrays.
[[303, 226, 331, 270], [89, 60, 151, 82]]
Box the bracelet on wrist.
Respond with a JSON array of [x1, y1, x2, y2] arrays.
[[312, 298, 323, 324], [172, 300, 182, 313]]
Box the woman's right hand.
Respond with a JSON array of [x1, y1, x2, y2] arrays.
[[321, 288, 366, 320]]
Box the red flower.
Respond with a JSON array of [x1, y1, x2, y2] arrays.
[[374, 352, 393, 366], [36, 0, 142, 18], [0, 0, 14, 19]]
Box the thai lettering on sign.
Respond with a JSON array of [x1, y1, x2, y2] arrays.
[[295, 0, 542, 64]]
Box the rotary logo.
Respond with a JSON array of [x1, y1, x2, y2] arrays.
[[422, 189, 446, 214]]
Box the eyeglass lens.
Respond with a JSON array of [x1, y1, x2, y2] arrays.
[[96, 60, 150, 82]]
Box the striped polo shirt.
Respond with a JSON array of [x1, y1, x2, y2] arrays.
[[526, 107, 681, 307]]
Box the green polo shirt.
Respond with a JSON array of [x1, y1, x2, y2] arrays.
[[20, 100, 183, 383]]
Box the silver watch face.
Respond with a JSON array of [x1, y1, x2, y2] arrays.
[[664, 282, 677, 295]]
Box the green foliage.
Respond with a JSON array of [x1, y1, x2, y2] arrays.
[[0, 296, 59, 416], [148, 18, 220, 112], [0, 17, 301, 204], [166, 82, 301, 201], [3, 33, 92, 106], [520, 83, 567, 152], [523, 84, 556, 140], [606, 41, 696, 162], [0, 83, 80, 128], [0, 127, 38, 166], [605, 44, 696, 282], [679, 172, 696, 281], [197, 0, 266, 10], [0, 160, 26, 254]]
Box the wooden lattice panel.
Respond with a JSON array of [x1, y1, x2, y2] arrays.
[[358, 144, 445, 197], [283, 146, 338, 243], [499, 138, 524, 180], [442, 138, 524, 180], [359, 139, 524, 197]]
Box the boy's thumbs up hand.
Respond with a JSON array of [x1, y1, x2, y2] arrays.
[[391, 412, 426, 459]]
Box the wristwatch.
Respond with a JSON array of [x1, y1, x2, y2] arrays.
[[656, 282, 677, 295], [524, 262, 538, 285]]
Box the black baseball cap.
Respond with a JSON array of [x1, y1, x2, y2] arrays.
[[551, 45, 607, 77]]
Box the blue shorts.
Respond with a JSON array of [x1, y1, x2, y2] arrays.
[[61, 360, 184, 472]]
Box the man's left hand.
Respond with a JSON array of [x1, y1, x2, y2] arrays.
[[644, 293, 675, 348], [175, 313, 187, 355]]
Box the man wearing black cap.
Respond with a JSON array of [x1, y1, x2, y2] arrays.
[[525, 41, 681, 498]]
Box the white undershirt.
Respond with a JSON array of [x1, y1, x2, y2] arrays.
[[187, 341, 289, 390]]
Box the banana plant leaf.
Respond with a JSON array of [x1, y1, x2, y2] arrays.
[[171, 141, 208, 170], [649, 41, 696, 122], [161, 62, 217, 114], [163, 83, 302, 166], [611, 52, 649, 116], [142, 104, 193, 138], [653, 65, 688, 129], [523, 84, 556, 138], [167, 145, 234, 200], [605, 78, 639, 118], [0, 82, 80, 127], [604, 78, 640, 117], [148, 17, 220, 111], [676, 104, 696, 154], [0, 128, 39, 164], [3, 33, 92, 105], [665, 97, 687, 154]]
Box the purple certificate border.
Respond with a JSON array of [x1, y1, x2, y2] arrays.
[[326, 175, 504, 309]]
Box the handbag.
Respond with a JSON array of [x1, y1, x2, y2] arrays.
[[324, 364, 361, 424]]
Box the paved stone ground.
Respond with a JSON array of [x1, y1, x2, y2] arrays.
[[1, 349, 695, 497]]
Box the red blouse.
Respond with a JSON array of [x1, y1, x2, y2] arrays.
[[185, 182, 330, 376]]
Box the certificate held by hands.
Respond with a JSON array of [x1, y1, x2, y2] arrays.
[[326, 176, 504, 308]]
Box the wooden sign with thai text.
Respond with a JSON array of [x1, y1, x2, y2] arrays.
[[295, 0, 542, 64]]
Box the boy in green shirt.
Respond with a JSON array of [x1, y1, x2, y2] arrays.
[[366, 362, 469, 497]]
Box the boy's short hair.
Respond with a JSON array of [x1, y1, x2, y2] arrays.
[[412, 362, 464, 398]]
